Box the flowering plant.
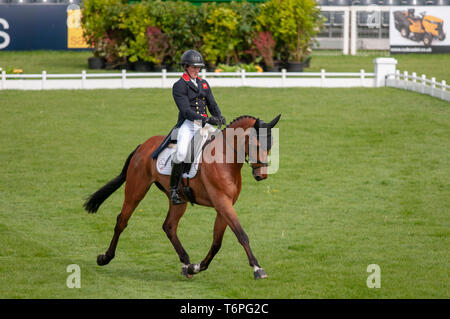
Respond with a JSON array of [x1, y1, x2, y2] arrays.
[[252, 31, 275, 69]]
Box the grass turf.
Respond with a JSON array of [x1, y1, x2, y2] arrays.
[[0, 87, 448, 298]]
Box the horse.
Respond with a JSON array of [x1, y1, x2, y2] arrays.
[[83, 114, 281, 279]]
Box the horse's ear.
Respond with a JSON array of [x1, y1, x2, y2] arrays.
[[269, 114, 281, 128]]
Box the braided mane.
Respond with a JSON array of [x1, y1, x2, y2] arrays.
[[224, 115, 257, 130]]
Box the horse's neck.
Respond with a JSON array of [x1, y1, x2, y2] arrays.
[[219, 118, 255, 165]]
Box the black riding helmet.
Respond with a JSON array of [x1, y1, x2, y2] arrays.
[[180, 50, 205, 68]]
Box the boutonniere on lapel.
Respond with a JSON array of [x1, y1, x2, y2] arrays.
[[202, 82, 208, 90]]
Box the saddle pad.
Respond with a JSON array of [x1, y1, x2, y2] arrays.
[[156, 124, 219, 179], [156, 146, 200, 179]]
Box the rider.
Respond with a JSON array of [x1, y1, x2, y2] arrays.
[[169, 50, 226, 205]]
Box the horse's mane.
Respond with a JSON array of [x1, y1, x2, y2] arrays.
[[224, 115, 257, 130]]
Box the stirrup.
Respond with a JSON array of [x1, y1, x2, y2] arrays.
[[170, 187, 186, 205]]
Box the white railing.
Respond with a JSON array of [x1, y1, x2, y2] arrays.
[[2, 64, 448, 103], [0, 69, 375, 90], [386, 70, 450, 102]]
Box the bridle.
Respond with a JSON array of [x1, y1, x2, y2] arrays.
[[247, 132, 270, 171], [222, 127, 270, 171]]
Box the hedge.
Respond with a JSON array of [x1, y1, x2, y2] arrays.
[[81, 0, 323, 70]]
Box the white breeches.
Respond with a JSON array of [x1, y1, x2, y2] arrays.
[[174, 119, 203, 163]]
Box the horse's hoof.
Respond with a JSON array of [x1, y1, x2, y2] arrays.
[[181, 265, 193, 278], [97, 254, 111, 266], [187, 264, 201, 275], [254, 268, 268, 280]]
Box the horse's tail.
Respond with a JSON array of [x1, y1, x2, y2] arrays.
[[83, 145, 140, 213]]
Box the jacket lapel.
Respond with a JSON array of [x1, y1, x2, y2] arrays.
[[187, 79, 199, 92]]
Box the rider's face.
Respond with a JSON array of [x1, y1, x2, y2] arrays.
[[187, 65, 201, 79]]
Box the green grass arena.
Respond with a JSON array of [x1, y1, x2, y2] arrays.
[[0, 87, 448, 298]]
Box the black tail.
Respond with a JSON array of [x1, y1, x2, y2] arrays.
[[83, 145, 140, 213]]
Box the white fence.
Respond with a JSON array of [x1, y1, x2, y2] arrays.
[[0, 69, 376, 90], [386, 70, 450, 102], [1, 57, 448, 103]]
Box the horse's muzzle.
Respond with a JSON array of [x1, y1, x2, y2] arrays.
[[252, 166, 267, 181], [254, 175, 263, 181]]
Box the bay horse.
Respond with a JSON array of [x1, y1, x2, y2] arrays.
[[83, 114, 281, 279]]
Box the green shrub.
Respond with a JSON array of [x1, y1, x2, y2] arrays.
[[82, 0, 128, 63], [257, 0, 323, 63], [81, 0, 323, 68], [158, 1, 204, 68], [202, 6, 241, 66], [228, 1, 261, 63], [118, 1, 157, 63]]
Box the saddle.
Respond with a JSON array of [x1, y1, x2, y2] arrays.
[[156, 124, 218, 177], [155, 125, 219, 204]]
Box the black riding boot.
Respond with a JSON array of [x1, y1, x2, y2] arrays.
[[169, 162, 186, 205]]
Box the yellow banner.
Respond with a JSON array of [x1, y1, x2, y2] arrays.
[[67, 5, 89, 49]]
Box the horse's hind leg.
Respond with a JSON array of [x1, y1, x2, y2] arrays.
[[97, 177, 151, 266]]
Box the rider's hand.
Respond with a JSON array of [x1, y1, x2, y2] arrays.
[[206, 116, 220, 126], [219, 115, 226, 126], [201, 117, 208, 127]]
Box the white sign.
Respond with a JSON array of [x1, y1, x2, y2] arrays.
[[0, 18, 10, 50], [390, 6, 450, 53]]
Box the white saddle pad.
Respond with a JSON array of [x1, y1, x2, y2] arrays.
[[156, 125, 218, 179], [156, 145, 201, 179]]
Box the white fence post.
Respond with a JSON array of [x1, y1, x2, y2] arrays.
[[162, 69, 166, 88], [360, 69, 365, 87], [431, 77, 436, 97], [121, 69, 126, 89], [241, 69, 246, 86], [1, 70, 5, 90], [373, 58, 397, 87], [41, 70, 47, 90], [281, 68, 286, 87], [201, 68, 206, 80], [321, 69, 325, 87], [441, 80, 446, 100], [81, 70, 86, 89], [421, 74, 426, 94], [404, 71, 408, 90]]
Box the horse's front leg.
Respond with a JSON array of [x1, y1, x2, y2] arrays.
[[185, 212, 228, 276], [162, 202, 192, 277], [212, 197, 267, 280]]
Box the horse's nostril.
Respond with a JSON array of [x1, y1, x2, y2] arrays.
[[255, 175, 262, 181]]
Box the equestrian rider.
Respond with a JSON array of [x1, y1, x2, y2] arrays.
[[169, 50, 226, 205]]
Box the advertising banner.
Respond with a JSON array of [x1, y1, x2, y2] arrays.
[[0, 4, 89, 51], [67, 4, 89, 49], [390, 6, 450, 53]]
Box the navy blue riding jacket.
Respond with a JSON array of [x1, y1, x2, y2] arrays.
[[173, 73, 222, 127], [151, 73, 222, 159]]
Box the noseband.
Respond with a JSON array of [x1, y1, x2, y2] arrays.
[[247, 158, 268, 170]]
